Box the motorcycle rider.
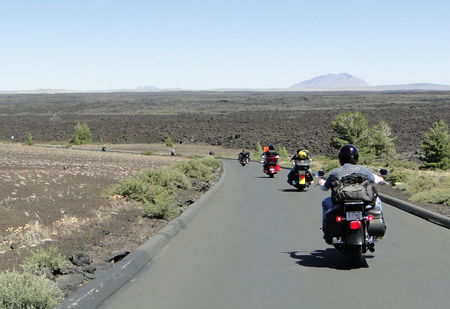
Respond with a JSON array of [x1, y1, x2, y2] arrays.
[[262, 145, 279, 158], [288, 147, 314, 184], [318, 144, 384, 241], [238, 149, 250, 161]]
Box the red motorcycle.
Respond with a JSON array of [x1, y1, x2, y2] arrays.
[[262, 156, 280, 178]]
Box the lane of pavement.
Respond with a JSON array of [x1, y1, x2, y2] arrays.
[[92, 160, 450, 309]]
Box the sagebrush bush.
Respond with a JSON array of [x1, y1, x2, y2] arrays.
[[22, 246, 65, 275], [141, 151, 155, 156], [141, 185, 177, 219], [174, 160, 212, 181], [139, 168, 192, 190], [411, 188, 450, 205], [321, 159, 340, 173], [108, 178, 152, 203], [384, 169, 411, 186], [199, 156, 221, 169], [0, 270, 63, 309], [386, 159, 420, 170]]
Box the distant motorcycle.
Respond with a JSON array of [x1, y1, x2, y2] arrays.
[[287, 159, 314, 191], [238, 152, 250, 166], [262, 155, 280, 178], [320, 169, 388, 267]]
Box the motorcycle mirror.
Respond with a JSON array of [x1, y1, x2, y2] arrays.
[[316, 170, 325, 177], [379, 168, 390, 176]]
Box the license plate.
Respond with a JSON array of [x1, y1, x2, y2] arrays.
[[299, 177, 305, 184], [346, 211, 363, 221]]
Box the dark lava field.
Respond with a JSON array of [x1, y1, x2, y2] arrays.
[[0, 91, 449, 160]]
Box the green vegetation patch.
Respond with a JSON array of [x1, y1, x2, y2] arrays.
[[0, 270, 63, 309]]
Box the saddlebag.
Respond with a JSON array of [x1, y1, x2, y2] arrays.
[[324, 208, 344, 238], [366, 208, 386, 237]]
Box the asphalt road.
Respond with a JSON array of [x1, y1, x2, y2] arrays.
[[97, 160, 450, 309]]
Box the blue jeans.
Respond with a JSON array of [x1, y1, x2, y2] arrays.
[[322, 197, 383, 227]]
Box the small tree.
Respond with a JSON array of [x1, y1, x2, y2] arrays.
[[24, 133, 34, 146], [331, 111, 397, 159], [277, 145, 289, 161], [253, 141, 263, 160], [370, 120, 397, 158], [421, 120, 450, 170], [165, 137, 173, 147], [331, 111, 370, 151], [69, 122, 91, 145]]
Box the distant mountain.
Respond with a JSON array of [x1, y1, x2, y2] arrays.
[[290, 73, 370, 89], [370, 83, 450, 91], [136, 86, 158, 90]]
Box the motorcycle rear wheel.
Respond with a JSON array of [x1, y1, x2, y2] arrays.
[[347, 245, 363, 268]]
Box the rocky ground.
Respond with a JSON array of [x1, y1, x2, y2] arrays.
[[1, 91, 449, 160]]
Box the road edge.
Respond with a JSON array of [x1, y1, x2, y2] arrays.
[[59, 162, 227, 309], [379, 193, 450, 229]]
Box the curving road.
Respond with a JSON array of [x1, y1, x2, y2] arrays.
[[98, 160, 450, 309]]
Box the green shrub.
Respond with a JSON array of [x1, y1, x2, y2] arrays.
[[0, 270, 63, 308], [69, 122, 92, 145], [386, 160, 420, 170], [184, 154, 198, 159], [411, 188, 450, 205], [22, 247, 65, 275], [384, 169, 411, 186], [405, 175, 440, 195], [138, 168, 192, 190], [200, 156, 221, 169], [174, 160, 212, 181], [107, 178, 152, 203], [141, 151, 155, 156], [141, 185, 177, 219], [321, 159, 340, 173]]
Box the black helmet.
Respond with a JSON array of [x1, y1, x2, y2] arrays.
[[338, 144, 359, 165], [269, 145, 275, 150]]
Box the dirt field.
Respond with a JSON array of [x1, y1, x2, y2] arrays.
[[0, 143, 235, 277]]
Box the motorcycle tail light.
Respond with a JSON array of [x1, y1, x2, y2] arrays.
[[300, 175, 305, 179], [350, 221, 361, 229], [367, 215, 373, 221], [336, 216, 342, 222]]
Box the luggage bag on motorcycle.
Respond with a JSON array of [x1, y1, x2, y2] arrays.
[[324, 208, 344, 238], [331, 173, 376, 204], [366, 208, 386, 237]]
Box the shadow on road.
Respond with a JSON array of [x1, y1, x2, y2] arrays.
[[285, 249, 372, 270], [279, 188, 311, 193]]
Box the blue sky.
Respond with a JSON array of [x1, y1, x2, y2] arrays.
[[1, 0, 449, 91]]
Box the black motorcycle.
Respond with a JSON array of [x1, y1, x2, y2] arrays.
[[287, 159, 314, 191], [320, 169, 388, 267], [238, 153, 250, 166]]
